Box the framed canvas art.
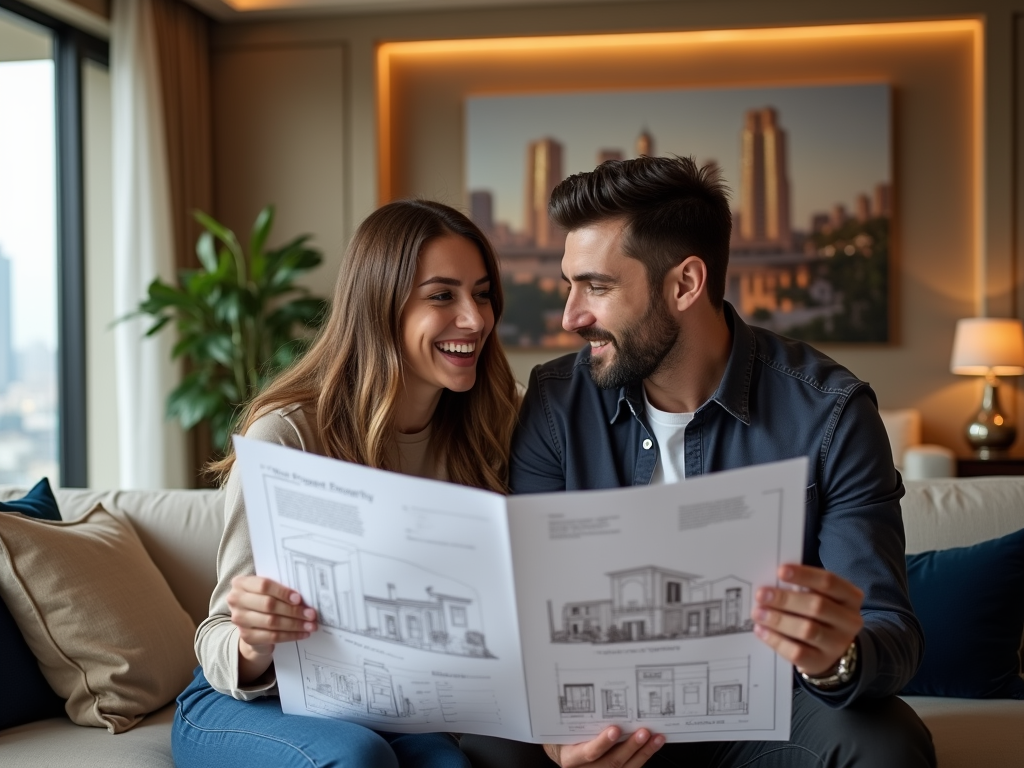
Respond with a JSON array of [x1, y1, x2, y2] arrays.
[[465, 83, 892, 349]]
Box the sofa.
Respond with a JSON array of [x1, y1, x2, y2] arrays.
[[0, 478, 1021, 767]]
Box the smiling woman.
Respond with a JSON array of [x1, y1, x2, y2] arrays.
[[174, 199, 520, 768]]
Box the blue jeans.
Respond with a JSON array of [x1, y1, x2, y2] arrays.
[[172, 668, 470, 768]]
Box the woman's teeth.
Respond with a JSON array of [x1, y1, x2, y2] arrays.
[[437, 341, 476, 354]]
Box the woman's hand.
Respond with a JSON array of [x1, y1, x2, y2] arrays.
[[227, 575, 318, 684], [544, 727, 665, 767]]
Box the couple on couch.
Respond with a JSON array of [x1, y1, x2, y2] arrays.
[[171, 156, 936, 768]]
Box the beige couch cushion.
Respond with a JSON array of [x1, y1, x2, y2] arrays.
[[0, 703, 176, 767], [0, 505, 196, 733], [902, 476, 1024, 553]]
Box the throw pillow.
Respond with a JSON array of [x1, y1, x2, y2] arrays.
[[0, 503, 198, 733], [901, 526, 1024, 698], [0, 478, 67, 730]]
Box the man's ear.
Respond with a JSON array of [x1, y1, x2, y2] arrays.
[[666, 256, 708, 312]]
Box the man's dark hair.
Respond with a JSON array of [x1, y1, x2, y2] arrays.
[[548, 156, 732, 309]]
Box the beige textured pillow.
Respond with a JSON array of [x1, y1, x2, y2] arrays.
[[0, 503, 197, 733]]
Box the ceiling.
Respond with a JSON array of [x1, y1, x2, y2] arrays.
[[184, 0, 651, 22]]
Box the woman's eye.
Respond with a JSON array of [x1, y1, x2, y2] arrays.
[[475, 290, 493, 302], [428, 291, 453, 301]]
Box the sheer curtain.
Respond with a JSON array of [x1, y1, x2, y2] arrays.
[[111, 0, 187, 489]]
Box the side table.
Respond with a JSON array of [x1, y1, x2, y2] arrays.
[[956, 457, 1024, 477]]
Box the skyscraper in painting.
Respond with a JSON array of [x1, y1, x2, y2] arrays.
[[469, 190, 494, 232], [0, 252, 14, 393], [635, 128, 654, 158], [737, 107, 792, 251], [524, 137, 565, 249]]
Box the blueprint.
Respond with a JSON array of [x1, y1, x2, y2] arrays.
[[235, 436, 806, 743]]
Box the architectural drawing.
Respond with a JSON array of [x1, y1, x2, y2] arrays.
[[304, 656, 417, 719], [551, 566, 752, 643], [557, 657, 750, 723], [283, 535, 494, 657]]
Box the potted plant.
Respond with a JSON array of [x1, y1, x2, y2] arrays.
[[127, 206, 329, 455]]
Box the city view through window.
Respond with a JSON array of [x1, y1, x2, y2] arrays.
[[0, 10, 60, 487]]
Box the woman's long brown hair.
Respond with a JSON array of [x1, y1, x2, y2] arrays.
[[209, 200, 519, 493]]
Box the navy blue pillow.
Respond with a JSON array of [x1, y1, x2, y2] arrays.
[[0, 478, 67, 729], [901, 526, 1024, 699]]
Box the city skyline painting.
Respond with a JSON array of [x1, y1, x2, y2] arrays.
[[465, 83, 892, 348]]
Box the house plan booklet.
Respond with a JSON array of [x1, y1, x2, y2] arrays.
[[235, 436, 807, 744]]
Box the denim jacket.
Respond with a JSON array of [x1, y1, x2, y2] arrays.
[[510, 303, 923, 707]]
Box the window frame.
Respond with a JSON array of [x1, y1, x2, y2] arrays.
[[0, 0, 108, 487]]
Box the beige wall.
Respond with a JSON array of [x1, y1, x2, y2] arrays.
[[209, 0, 1024, 457]]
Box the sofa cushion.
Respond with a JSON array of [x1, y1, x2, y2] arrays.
[[0, 479, 67, 731], [901, 527, 1024, 698], [0, 702, 177, 767], [0, 504, 197, 733]]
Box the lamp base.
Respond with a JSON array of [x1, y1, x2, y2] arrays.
[[965, 377, 1017, 458]]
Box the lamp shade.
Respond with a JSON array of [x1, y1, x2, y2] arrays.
[[950, 318, 1024, 376]]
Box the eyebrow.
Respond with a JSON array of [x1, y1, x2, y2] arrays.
[[417, 275, 492, 288], [561, 271, 616, 284]]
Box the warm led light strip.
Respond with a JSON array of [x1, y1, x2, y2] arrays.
[[378, 20, 980, 58]]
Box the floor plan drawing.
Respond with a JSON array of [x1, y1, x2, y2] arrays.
[[556, 657, 750, 724], [551, 566, 753, 644], [282, 535, 494, 658]]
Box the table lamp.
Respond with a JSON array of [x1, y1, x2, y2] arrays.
[[950, 317, 1024, 458]]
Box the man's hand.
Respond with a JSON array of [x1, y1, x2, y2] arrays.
[[751, 564, 864, 676], [543, 726, 665, 767]]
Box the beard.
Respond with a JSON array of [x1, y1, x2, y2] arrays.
[[579, 294, 678, 390]]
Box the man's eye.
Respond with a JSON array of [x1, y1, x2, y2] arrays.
[[588, 284, 607, 295]]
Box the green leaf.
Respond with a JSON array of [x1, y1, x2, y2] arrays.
[[144, 315, 173, 338], [193, 210, 237, 247], [249, 206, 275, 275], [196, 231, 219, 273]]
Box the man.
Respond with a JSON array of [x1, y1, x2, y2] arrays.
[[508, 156, 935, 767]]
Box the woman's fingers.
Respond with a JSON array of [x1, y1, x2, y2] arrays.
[[227, 575, 318, 637]]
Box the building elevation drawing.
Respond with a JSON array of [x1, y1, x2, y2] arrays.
[[283, 535, 494, 658], [557, 657, 751, 722], [551, 566, 752, 643]]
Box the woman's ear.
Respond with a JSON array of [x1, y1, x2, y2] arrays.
[[666, 255, 708, 312]]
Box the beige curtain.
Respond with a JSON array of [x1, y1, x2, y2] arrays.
[[152, 0, 215, 484]]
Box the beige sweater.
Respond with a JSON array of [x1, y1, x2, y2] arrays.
[[194, 402, 440, 699]]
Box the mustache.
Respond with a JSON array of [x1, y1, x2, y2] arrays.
[[577, 327, 615, 344]]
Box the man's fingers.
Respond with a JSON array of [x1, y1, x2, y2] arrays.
[[776, 565, 864, 608], [558, 727, 621, 766], [753, 624, 832, 672], [753, 589, 863, 637], [619, 730, 666, 768]]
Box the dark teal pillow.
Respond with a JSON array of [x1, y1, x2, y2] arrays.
[[901, 526, 1024, 699], [0, 479, 66, 728]]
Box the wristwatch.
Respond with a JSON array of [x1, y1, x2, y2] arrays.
[[800, 640, 858, 690]]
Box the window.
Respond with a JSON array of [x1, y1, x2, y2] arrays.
[[450, 605, 467, 627], [0, 0, 108, 487], [666, 581, 681, 603]]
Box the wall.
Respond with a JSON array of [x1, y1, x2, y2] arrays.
[[209, 0, 1024, 457]]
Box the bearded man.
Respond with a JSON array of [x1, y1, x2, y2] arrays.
[[503, 156, 935, 768]]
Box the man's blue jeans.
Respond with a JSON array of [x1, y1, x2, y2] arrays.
[[172, 668, 470, 768]]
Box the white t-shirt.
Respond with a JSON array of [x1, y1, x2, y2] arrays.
[[642, 386, 694, 485]]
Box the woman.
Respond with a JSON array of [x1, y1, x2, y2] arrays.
[[171, 200, 520, 768]]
